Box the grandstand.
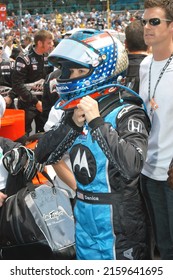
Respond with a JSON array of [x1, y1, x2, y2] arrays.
[[2, 0, 144, 15]]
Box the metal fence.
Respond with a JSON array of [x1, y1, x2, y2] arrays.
[[3, 0, 144, 16]]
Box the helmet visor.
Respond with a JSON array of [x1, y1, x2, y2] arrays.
[[48, 38, 102, 68]]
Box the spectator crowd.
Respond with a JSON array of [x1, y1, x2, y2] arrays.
[[0, 8, 143, 46]]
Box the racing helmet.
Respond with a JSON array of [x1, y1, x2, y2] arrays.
[[48, 29, 128, 109]]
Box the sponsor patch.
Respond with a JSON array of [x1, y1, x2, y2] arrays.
[[123, 248, 133, 260], [16, 62, 25, 68], [1, 65, 10, 70], [31, 57, 38, 64], [117, 105, 134, 119], [128, 119, 143, 133], [32, 65, 38, 71]]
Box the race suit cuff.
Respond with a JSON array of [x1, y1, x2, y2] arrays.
[[88, 117, 104, 130]]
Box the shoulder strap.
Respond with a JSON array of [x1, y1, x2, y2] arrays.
[[40, 170, 55, 187]]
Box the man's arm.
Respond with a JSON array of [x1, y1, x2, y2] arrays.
[[52, 160, 77, 191], [167, 160, 173, 189], [12, 56, 38, 105]]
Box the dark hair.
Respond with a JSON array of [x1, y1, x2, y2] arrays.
[[125, 20, 148, 52], [144, 0, 173, 21]]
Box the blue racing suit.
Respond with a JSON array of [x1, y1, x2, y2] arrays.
[[35, 90, 151, 260]]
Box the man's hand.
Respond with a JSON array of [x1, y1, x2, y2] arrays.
[[77, 95, 100, 123], [4, 96, 12, 107], [167, 166, 173, 189], [0, 192, 7, 207], [36, 100, 43, 112]]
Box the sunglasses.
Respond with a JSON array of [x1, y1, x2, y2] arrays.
[[141, 18, 172, 26]]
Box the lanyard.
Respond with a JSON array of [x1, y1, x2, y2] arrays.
[[148, 53, 173, 102]]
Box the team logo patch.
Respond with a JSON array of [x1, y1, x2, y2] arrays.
[[123, 248, 133, 260], [1, 65, 10, 70], [70, 145, 96, 185], [117, 105, 134, 119], [128, 119, 142, 133], [31, 57, 38, 64], [16, 62, 25, 68], [32, 65, 38, 71]]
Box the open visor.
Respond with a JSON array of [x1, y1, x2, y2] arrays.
[[48, 38, 102, 68]]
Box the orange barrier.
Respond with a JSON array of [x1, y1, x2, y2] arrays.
[[0, 109, 25, 140], [32, 169, 49, 185]]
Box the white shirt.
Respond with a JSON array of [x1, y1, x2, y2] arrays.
[[44, 105, 64, 132], [0, 96, 7, 190], [139, 54, 173, 180], [0, 95, 6, 118], [0, 147, 8, 190], [44, 105, 75, 198]]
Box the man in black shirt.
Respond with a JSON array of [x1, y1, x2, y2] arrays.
[[12, 30, 54, 135], [125, 20, 149, 93]]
